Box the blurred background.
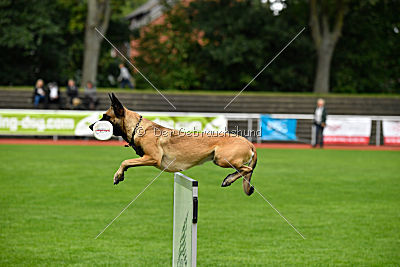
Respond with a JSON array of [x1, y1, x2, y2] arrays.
[[0, 0, 399, 145], [0, 0, 399, 92]]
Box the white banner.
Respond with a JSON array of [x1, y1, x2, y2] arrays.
[[324, 117, 372, 144], [382, 120, 400, 145]]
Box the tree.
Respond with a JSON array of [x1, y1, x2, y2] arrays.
[[0, 0, 129, 87], [331, 0, 400, 94], [81, 0, 111, 86], [188, 0, 313, 91], [309, 0, 348, 93], [0, 0, 63, 84], [135, 0, 313, 91], [134, 2, 203, 90], [97, 16, 131, 87]]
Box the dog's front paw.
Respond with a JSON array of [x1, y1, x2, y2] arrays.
[[113, 170, 125, 185]]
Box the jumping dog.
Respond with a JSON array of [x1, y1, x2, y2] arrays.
[[90, 93, 257, 196]]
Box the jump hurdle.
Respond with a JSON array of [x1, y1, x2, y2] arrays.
[[173, 172, 198, 267]]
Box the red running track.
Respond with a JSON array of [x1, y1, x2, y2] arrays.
[[0, 138, 399, 150]]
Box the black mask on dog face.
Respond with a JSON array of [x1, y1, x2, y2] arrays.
[[89, 93, 127, 140], [111, 122, 125, 137], [89, 114, 111, 131]]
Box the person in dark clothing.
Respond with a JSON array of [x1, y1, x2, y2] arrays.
[[313, 98, 327, 148], [66, 79, 79, 105], [32, 79, 48, 108]]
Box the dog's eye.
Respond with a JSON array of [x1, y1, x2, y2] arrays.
[[101, 114, 111, 121]]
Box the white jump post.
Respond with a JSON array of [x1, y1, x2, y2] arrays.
[[172, 172, 198, 267]]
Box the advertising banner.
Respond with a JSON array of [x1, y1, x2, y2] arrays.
[[382, 120, 400, 145], [260, 115, 297, 141], [144, 115, 227, 133], [0, 109, 227, 136], [0, 110, 100, 136], [323, 117, 372, 144]]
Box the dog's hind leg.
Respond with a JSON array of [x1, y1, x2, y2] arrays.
[[220, 165, 252, 187], [212, 144, 256, 195], [242, 147, 257, 196], [213, 155, 252, 187]]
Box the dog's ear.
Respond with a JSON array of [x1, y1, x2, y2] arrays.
[[111, 93, 125, 118], [108, 93, 113, 103]]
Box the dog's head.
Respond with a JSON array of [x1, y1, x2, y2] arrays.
[[89, 93, 126, 137]]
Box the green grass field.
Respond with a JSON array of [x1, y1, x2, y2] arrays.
[[1, 144, 399, 265]]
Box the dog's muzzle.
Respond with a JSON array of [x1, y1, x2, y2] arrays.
[[89, 114, 112, 131], [89, 123, 95, 131]]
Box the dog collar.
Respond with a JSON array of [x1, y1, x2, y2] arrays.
[[131, 115, 143, 142], [125, 115, 144, 157]]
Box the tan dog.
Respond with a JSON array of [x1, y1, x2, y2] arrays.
[[90, 93, 257, 196]]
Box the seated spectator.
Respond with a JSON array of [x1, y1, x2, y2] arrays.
[[84, 81, 98, 110], [32, 79, 47, 108], [48, 82, 60, 103], [66, 79, 79, 105], [71, 97, 83, 110]]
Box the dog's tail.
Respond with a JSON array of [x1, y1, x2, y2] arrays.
[[243, 144, 257, 196]]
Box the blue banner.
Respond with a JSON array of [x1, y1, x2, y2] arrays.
[[260, 115, 297, 141]]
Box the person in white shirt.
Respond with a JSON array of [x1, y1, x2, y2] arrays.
[[118, 63, 134, 89], [48, 82, 60, 103], [313, 98, 327, 148]]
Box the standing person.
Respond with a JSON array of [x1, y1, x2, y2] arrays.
[[313, 98, 327, 148], [66, 79, 79, 105], [118, 63, 134, 89], [32, 79, 47, 108], [84, 81, 98, 110]]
